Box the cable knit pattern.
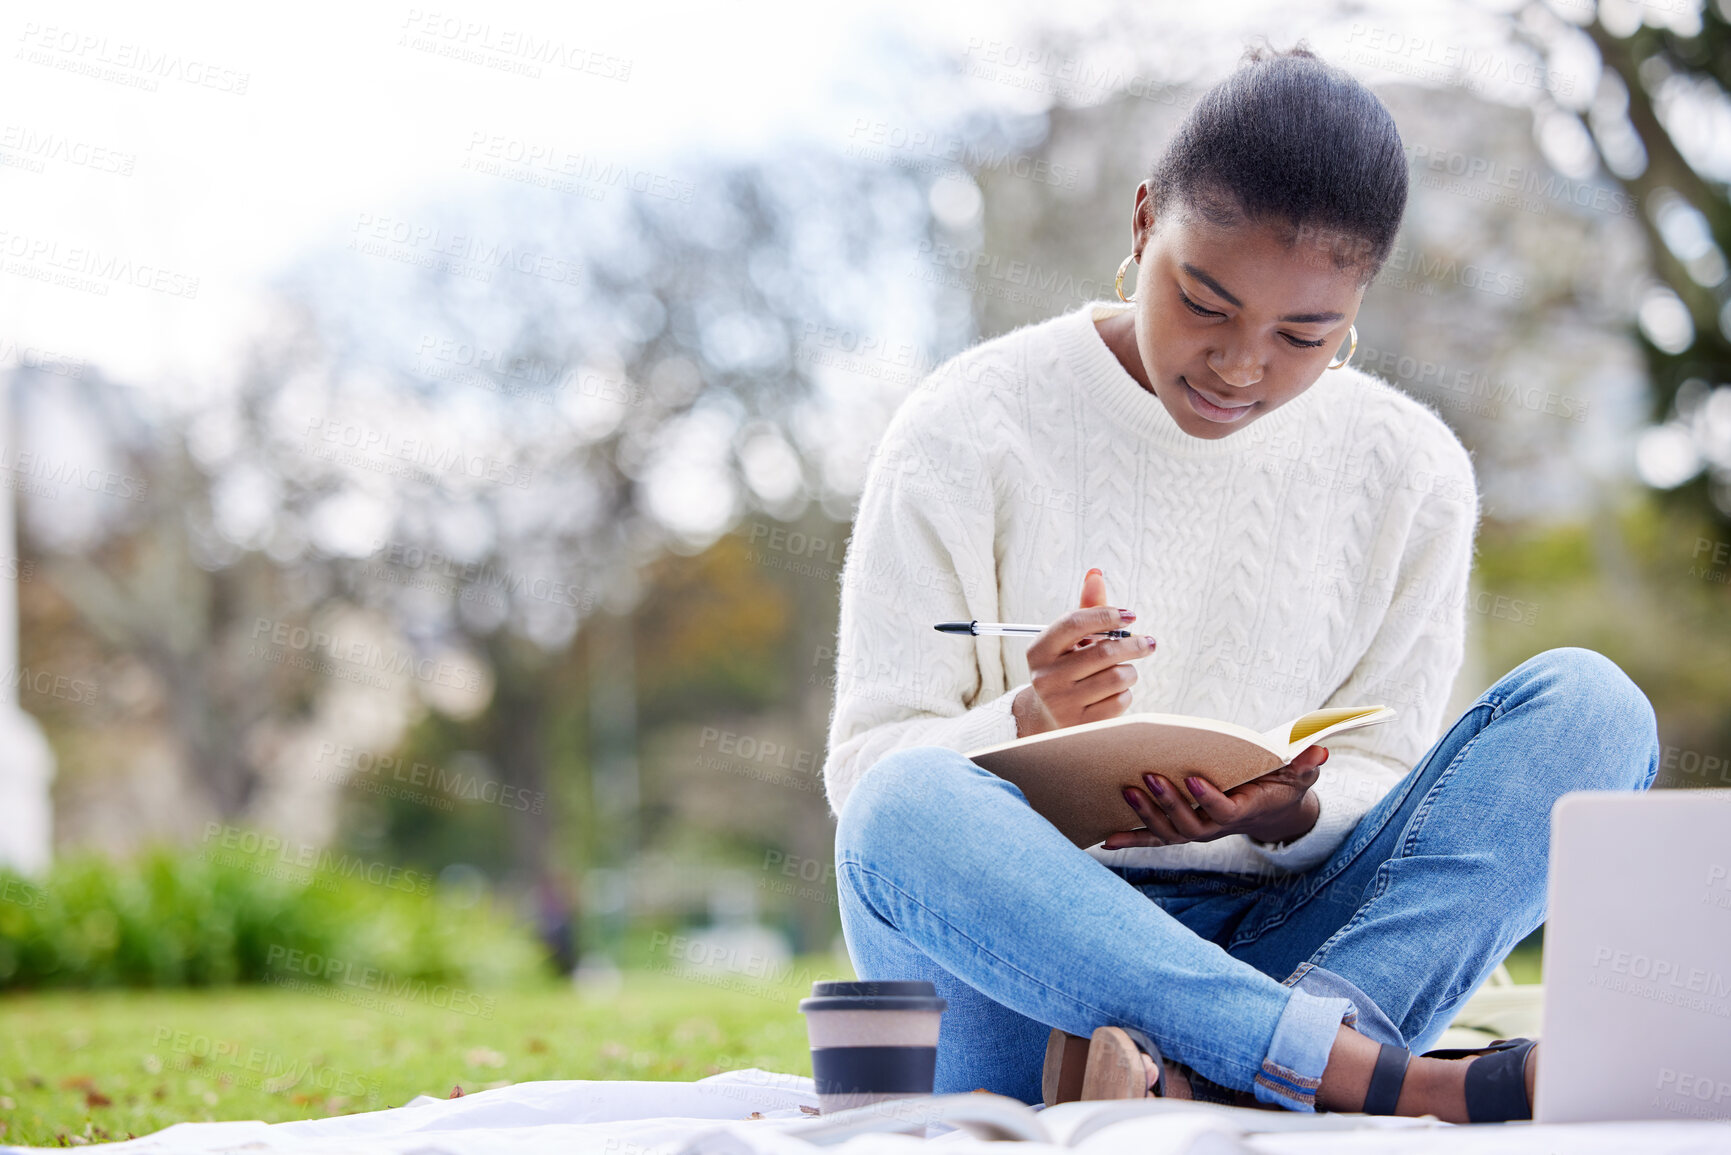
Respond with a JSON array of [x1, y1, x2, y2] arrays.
[[822, 299, 1481, 876]]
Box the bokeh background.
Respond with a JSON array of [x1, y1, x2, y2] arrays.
[[3, 0, 1731, 1144]]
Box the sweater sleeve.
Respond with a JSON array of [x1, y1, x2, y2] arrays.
[[820, 386, 1027, 822], [1244, 433, 1482, 875]]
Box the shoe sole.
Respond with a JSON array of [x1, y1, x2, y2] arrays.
[[1041, 1029, 1091, 1106], [1079, 1026, 1151, 1100]]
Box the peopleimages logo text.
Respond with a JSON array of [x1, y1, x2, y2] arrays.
[[201, 824, 432, 894], [369, 539, 593, 610], [315, 741, 544, 813], [264, 944, 496, 1018], [250, 617, 483, 692], [303, 418, 533, 489]]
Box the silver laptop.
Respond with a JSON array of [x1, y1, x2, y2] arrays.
[[1535, 789, 1731, 1124]]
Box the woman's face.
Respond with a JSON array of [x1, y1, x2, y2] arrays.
[[1120, 183, 1368, 440]]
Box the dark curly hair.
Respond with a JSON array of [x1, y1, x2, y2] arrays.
[[1146, 42, 1408, 283]]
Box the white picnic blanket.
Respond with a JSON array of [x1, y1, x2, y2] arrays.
[[5, 1068, 1729, 1155]]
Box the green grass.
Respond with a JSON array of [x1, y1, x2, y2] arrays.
[[0, 954, 855, 1149], [1502, 938, 1542, 984]]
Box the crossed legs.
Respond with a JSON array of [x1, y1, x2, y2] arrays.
[[833, 647, 1660, 1111]]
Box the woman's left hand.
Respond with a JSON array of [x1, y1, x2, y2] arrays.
[[1101, 745, 1328, 850]]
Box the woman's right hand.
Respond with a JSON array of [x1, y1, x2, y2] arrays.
[[1012, 568, 1157, 737]]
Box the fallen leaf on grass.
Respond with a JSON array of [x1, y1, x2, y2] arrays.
[[799, 1106, 820, 1115], [84, 1090, 112, 1108], [526, 1038, 548, 1054], [449, 1085, 465, 1098]]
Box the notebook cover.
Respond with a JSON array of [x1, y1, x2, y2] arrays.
[[968, 720, 1285, 849]]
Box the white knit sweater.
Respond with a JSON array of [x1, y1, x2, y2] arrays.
[[820, 298, 1481, 876]]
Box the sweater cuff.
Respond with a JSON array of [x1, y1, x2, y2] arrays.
[[1244, 785, 1360, 875], [956, 680, 1030, 753]]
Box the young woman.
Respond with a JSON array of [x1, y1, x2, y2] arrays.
[[820, 44, 1659, 1122]]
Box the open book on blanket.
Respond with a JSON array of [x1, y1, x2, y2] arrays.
[[963, 705, 1395, 849], [744, 1090, 1397, 1149]]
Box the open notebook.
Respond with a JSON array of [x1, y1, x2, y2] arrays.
[[963, 705, 1395, 849], [752, 1089, 1399, 1148]]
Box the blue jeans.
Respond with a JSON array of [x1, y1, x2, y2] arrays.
[[833, 647, 1660, 1111]]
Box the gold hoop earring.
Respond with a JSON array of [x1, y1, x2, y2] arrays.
[[1327, 324, 1358, 371], [1115, 254, 1137, 303]]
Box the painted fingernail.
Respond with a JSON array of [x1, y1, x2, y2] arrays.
[[1121, 787, 1139, 807], [1087, 567, 1103, 579], [1144, 635, 1157, 649], [1147, 776, 1166, 796], [1119, 608, 1136, 622], [1185, 777, 1206, 795]]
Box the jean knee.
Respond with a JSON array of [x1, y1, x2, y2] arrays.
[[1525, 647, 1658, 791], [835, 745, 979, 861]]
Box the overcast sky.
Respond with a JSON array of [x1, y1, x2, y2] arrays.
[[1, 0, 1101, 383], [1, 0, 1576, 387]]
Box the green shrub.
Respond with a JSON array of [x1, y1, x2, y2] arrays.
[[0, 840, 547, 990]]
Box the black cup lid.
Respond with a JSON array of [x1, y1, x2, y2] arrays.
[[798, 980, 946, 1014], [811, 981, 935, 997]]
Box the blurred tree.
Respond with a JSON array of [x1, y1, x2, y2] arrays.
[[276, 148, 945, 919], [15, 370, 329, 831], [1523, 0, 1731, 525], [14, 143, 951, 962], [631, 505, 847, 953]]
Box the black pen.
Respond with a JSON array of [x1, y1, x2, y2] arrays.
[[934, 620, 1133, 639]]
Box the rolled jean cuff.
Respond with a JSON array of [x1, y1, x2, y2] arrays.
[[1253, 987, 1353, 1111], [1287, 961, 1404, 1048]]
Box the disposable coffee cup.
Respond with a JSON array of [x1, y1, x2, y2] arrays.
[[798, 980, 946, 1116]]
